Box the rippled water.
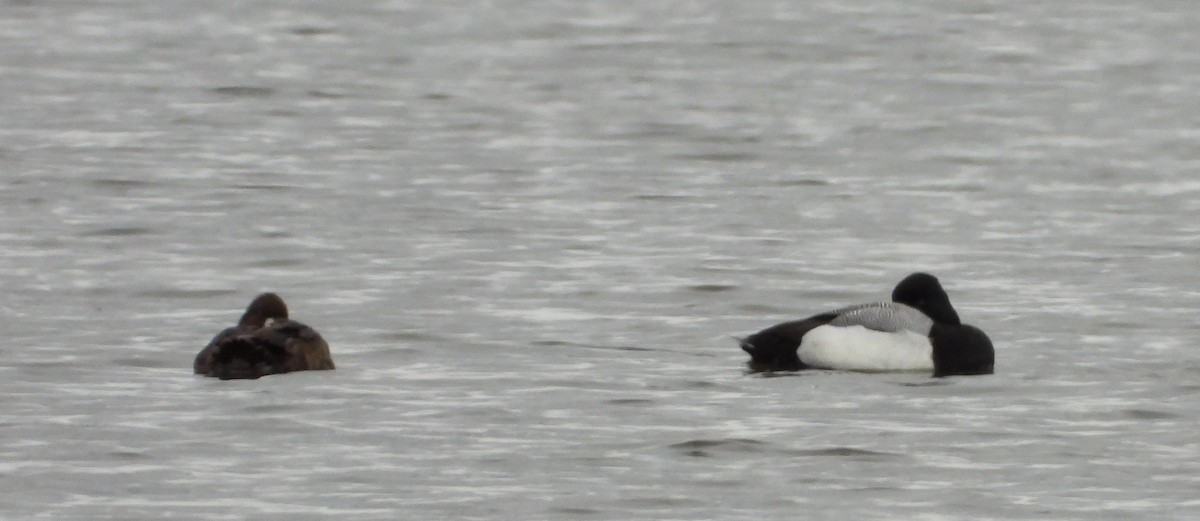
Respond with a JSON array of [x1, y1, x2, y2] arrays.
[[2, 1, 1199, 519]]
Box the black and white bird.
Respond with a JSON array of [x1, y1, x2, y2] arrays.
[[738, 273, 993, 377]]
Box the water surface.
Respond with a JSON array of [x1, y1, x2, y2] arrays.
[[2, 1, 1198, 519]]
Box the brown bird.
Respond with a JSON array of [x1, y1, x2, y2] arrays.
[[194, 293, 335, 380]]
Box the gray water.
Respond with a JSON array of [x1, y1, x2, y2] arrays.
[[2, 1, 1199, 519]]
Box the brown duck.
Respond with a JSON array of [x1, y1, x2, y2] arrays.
[[194, 293, 335, 380]]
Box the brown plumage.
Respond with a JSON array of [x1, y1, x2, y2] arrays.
[[194, 293, 335, 380]]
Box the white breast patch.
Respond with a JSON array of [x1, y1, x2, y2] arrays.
[[798, 324, 933, 372]]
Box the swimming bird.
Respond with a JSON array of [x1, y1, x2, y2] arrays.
[[194, 293, 335, 380], [738, 273, 993, 377]]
